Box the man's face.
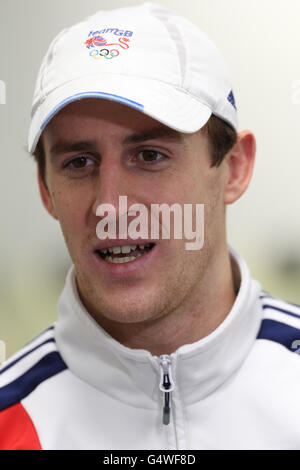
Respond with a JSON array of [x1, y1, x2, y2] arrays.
[[40, 99, 228, 327]]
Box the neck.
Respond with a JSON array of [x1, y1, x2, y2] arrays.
[[77, 246, 238, 356]]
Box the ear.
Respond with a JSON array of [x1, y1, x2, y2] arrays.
[[224, 130, 256, 205], [37, 166, 58, 220]]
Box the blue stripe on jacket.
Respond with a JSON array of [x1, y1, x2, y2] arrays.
[[0, 351, 67, 411]]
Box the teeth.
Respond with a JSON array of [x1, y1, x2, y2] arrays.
[[104, 245, 138, 254], [121, 245, 134, 254], [106, 253, 143, 264], [101, 243, 153, 254]]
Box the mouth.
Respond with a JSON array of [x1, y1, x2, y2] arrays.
[[95, 243, 156, 264]]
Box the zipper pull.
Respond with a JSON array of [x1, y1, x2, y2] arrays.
[[159, 355, 175, 425]]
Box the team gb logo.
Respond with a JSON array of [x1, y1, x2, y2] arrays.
[[84, 27, 133, 60]]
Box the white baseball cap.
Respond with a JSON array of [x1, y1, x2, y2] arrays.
[[28, 2, 238, 154]]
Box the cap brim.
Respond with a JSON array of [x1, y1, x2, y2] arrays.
[[28, 73, 212, 153]]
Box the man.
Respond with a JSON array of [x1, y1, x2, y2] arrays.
[[1, 2, 300, 450]]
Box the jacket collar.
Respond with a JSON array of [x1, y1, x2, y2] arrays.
[[55, 246, 263, 407]]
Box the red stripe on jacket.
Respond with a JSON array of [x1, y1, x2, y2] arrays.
[[0, 402, 41, 450]]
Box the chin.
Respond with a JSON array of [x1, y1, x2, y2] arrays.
[[75, 261, 169, 324], [95, 295, 159, 324]]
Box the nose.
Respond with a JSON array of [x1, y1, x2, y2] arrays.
[[92, 156, 137, 224]]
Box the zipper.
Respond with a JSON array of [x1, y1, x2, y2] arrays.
[[159, 355, 175, 425]]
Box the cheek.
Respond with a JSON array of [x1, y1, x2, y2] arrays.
[[48, 171, 87, 215], [203, 178, 226, 246], [155, 170, 198, 204], [49, 183, 86, 240]]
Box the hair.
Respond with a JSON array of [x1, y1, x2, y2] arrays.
[[33, 114, 237, 189], [201, 114, 238, 167], [34, 136, 47, 187]]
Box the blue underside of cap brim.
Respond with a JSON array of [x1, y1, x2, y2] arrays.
[[40, 91, 144, 130]]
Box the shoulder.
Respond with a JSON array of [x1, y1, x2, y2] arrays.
[[257, 291, 300, 355], [0, 325, 67, 450]]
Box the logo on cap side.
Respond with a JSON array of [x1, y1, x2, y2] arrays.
[[227, 90, 236, 110], [85, 29, 133, 60]]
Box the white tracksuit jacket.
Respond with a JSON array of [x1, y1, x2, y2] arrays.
[[1, 246, 300, 450]]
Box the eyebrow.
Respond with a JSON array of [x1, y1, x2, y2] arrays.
[[49, 127, 183, 157], [122, 127, 183, 145], [49, 140, 98, 158]]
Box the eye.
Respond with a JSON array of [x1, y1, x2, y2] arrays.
[[64, 155, 95, 169], [137, 150, 166, 164]]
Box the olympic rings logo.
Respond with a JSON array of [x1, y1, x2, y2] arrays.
[[89, 48, 120, 60]]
